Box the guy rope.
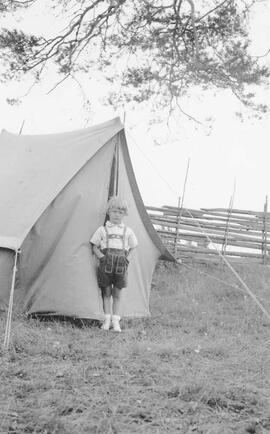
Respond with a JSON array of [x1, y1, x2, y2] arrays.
[[185, 208, 270, 323]]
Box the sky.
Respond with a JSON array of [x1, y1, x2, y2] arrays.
[[0, 2, 270, 212]]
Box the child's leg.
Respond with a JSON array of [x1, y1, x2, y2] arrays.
[[112, 286, 122, 315], [102, 285, 112, 314], [111, 286, 123, 332], [101, 286, 112, 330]]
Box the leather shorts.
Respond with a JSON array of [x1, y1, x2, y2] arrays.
[[97, 249, 129, 289]]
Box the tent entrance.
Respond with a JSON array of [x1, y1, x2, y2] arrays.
[[108, 141, 120, 198]]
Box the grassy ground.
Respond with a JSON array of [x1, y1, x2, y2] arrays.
[[1, 262, 270, 434]]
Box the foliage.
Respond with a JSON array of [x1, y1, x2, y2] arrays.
[[0, 0, 269, 112]]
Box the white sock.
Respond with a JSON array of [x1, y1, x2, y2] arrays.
[[101, 314, 111, 330], [112, 315, 121, 332]]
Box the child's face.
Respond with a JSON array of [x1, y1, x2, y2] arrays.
[[109, 207, 125, 224]]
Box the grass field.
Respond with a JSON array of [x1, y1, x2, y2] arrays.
[[1, 262, 270, 434]]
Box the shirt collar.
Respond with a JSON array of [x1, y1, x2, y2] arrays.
[[106, 221, 124, 229]]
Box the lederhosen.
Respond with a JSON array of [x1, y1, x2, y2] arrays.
[[97, 226, 129, 289]]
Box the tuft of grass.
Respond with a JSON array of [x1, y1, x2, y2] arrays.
[[1, 262, 270, 433]]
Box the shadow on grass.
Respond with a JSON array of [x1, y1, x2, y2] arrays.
[[28, 312, 101, 329]]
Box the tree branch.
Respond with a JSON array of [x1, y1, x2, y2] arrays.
[[197, 0, 232, 22], [186, 0, 199, 60]]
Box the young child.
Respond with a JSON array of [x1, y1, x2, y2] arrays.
[[90, 196, 138, 332]]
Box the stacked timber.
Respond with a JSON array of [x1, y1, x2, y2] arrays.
[[146, 204, 270, 265]]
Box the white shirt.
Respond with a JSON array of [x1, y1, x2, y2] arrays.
[[90, 221, 138, 251]]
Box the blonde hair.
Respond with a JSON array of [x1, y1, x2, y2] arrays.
[[106, 196, 129, 215]]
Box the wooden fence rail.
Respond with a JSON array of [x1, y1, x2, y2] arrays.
[[146, 200, 270, 265]]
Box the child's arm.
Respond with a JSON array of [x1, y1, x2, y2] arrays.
[[90, 227, 106, 260], [92, 244, 105, 260], [126, 228, 138, 261], [126, 246, 136, 261]]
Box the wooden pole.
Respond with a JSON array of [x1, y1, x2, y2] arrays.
[[19, 120, 25, 135], [221, 196, 232, 257], [222, 179, 236, 257], [174, 158, 190, 255], [262, 196, 268, 264], [174, 196, 181, 255]]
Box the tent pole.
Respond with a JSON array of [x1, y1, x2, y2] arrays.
[[3, 249, 20, 350]]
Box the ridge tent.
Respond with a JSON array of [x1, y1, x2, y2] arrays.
[[0, 117, 175, 322]]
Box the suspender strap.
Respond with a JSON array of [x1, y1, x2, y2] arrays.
[[104, 226, 109, 250], [122, 226, 127, 250]]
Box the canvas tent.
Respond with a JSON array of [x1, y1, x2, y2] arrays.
[[0, 117, 175, 323]]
